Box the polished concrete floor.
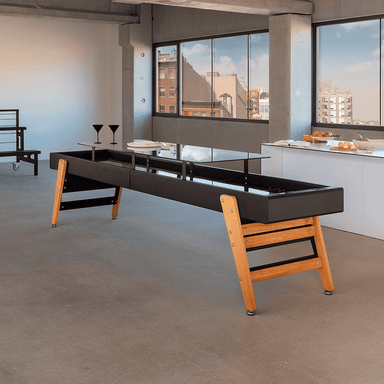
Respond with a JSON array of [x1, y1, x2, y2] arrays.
[[1, 160, 384, 384]]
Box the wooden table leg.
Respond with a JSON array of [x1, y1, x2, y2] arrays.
[[111, 187, 123, 219], [313, 216, 334, 293], [52, 159, 67, 227], [220, 194, 257, 315]]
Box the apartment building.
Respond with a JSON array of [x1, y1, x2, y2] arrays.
[[318, 80, 353, 124]]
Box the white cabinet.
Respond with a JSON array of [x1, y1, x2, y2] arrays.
[[261, 144, 384, 240]]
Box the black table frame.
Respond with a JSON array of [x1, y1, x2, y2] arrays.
[[0, 126, 41, 175], [49, 148, 343, 315]]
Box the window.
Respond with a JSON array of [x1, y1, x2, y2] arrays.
[[169, 106, 176, 114], [155, 30, 269, 120], [159, 106, 165, 113], [315, 18, 383, 127], [159, 87, 165, 98]]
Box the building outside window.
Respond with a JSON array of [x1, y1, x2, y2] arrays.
[[156, 45, 177, 113]]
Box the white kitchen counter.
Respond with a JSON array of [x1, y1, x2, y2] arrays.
[[261, 142, 384, 240]]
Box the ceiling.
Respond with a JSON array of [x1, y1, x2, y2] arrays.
[[113, 0, 313, 16]]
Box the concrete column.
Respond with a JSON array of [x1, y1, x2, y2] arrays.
[[119, 23, 134, 145], [269, 14, 312, 142], [119, 4, 152, 145], [131, 4, 153, 140]]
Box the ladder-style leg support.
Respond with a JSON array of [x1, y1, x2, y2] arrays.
[[52, 159, 67, 227], [111, 187, 123, 219], [220, 194, 334, 315]]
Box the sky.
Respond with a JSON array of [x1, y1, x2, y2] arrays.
[[181, 33, 269, 92], [317, 19, 382, 122]]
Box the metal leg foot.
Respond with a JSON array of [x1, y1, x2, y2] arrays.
[[246, 310, 256, 316], [13, 162, 19, 170], [52, 224, 57, 228], [324, 290, 333, 295], [112, 216, 117, 220]]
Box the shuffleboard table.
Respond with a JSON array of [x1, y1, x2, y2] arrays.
[[50, 143, 343, 315]]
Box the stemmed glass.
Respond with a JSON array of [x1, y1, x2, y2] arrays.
[[109, 125, 119, 145], [93, 124, 103, 144]]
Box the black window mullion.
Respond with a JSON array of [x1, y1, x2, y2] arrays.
[[380, 19, 382, 126], [211, 39, 214, 117], [247, 34, 250, 119], [178, 42, 181, 116]]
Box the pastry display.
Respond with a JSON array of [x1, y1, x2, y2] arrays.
[[330, 141, 358, 151], [303, 131, 334, 142]]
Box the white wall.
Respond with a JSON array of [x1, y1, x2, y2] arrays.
[[0, 15, 122, 161]]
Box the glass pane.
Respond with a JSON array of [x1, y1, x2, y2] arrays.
[[212, 148, 248, 161], [181, 40, 212, 117], [156, 45, 177, 114], [157, 143, 178, 178], [181, 145, 212, 162], [213, 181, 244, 191], [158, 142, 177, 159], [212, 35, 248, 118], [249, 33, 269, 120], [317, 20, 380, 125]]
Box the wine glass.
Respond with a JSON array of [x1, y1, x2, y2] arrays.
[[109, 125, 119, 145], [93, 124, 103, 144]]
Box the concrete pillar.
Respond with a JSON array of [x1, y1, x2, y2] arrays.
[[269, 14, 312, 142], [118, 4, 153, 145], [119, 23, 134, 145]]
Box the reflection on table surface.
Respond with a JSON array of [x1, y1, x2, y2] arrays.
[[78, 140, 269, 163], [77, 140, 271, 194]]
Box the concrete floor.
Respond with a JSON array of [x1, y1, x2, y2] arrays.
[[1, 160, 384, 384]]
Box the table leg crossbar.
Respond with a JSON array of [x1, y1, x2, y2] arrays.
[[220, 194, 334, 315], [52, 159, 123, 227]]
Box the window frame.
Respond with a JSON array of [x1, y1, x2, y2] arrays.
[[312, 15, 384, 131], [153, 30, 269, 124]]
